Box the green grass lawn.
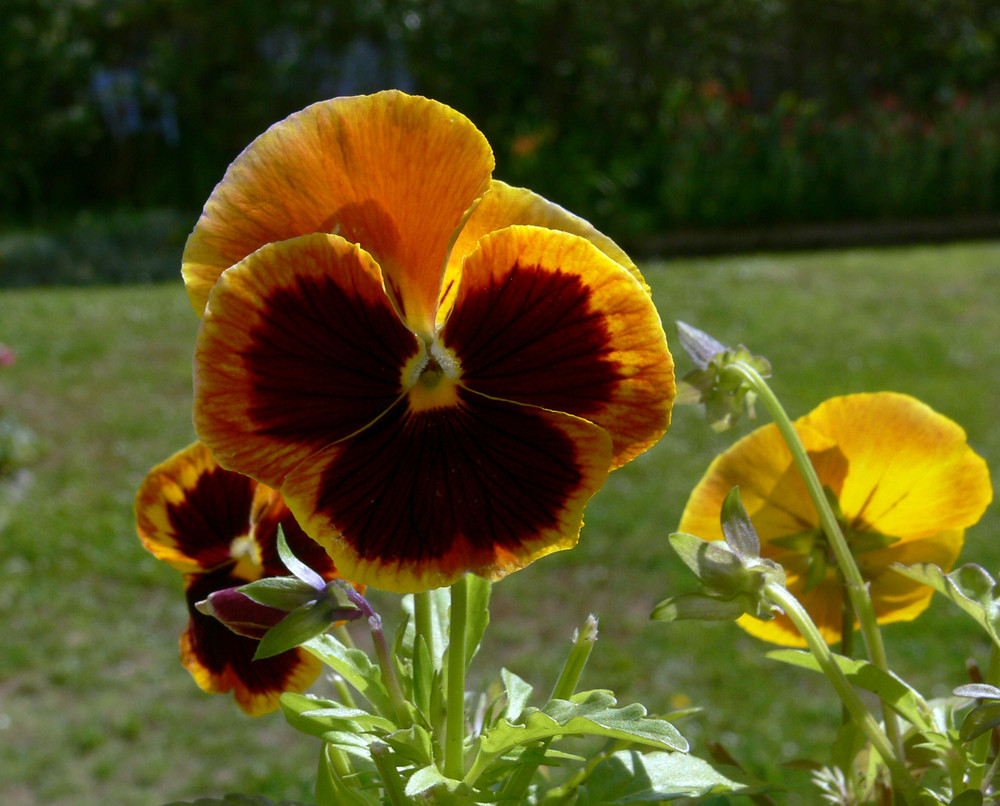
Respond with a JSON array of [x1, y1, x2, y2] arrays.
[[1, 240, 998, 805]]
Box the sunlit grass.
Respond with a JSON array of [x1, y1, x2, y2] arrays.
[[1, 241, 998, 804]]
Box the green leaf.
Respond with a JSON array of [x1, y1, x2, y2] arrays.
[[316, 742, 381, 806], [403, 764, 463, 798], [892, 563, 1000, 645], [651, 591, 753, 622], [577, 749, 758, 804], [501, 668, 534, 723], [161, 797, 310, 805], [302, 634, 395, 719], [301, 703, 397, 734], [382, 724, 435, 766], [464, 574, 491, 670], [254, 601, 333, 660], [411, 633, 434, 720], [954, 683, 1000, 700], [479, 689, 687, 756], [950, 789, 985, 806], [280, 694, 388, 755], [767, 649, 930, 730], [401, 588, 450, 670], [237, 576, 320, 611], [960, 702, 1000, 742]]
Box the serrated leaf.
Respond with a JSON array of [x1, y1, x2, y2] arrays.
[[892, 563, 1000, 645], [960, 701, 1000, 742], [479, 689, 687, 756], [767, 649, 930, 730], [403, 764, 463, 797], [577, 749, 757, 804], [303, 634, 395, 719], [501, 668, 534, 723]]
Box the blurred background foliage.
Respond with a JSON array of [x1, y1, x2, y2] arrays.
[[5, 0, 1000, 260]]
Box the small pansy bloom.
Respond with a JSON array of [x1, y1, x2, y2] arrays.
[[678, 393, 992, 646], [135, 441, 349, 715], [184, 90, 675, 593]]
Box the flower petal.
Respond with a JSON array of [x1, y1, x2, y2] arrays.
[[281, 389, 614, 593], [443, 225, 674, 468], [251, 486, 340, 579], [677, 423, 838, 546], [183, 90, 494, 335], [194, 233, 418, 488], [439, 181, 647, 323], [800, 393, 993, 541], [135, 441, 257, 573], [181, 569, 323, 716]]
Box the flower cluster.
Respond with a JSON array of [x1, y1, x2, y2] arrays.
[[135, 441, 350, 715], [136, 90, 675, 711]]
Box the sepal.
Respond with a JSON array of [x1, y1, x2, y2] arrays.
[[674, 321, 771, 430]]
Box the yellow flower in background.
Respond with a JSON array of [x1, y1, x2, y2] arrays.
[[679, 392, 993, 646], [184, 91, 675, 593]]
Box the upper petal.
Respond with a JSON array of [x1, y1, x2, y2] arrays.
[[439, 181, 647, 324], [135, 441, 258, 573], [800, 393, 993, 541], [443, 225, 674, 468], [678, 422, 842, 545], [193, 233, 418, 488], [183, 90, 494, 335], [281, 389, 614, 593]]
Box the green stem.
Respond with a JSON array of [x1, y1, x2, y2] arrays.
[[371, 741, 411, 806], [495, 616, 600, 802], [968, 644, 1000, 791], [330, 672, 358, 709], [444, 576, 469, 780], [765, 582, 918, 801], [729, 360, 904, 759], [369, 613, 412, 729]]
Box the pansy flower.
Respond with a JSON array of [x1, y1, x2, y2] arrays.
[[678, 393, 992, 646], [183, 90, 675, 593], [135, 441, 350, 715]]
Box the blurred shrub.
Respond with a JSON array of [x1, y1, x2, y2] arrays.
[[4, 0, 1000, 244]]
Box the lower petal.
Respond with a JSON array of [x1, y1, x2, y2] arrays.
[[282, 390, 614, 593], [181, 570, 323, 716]]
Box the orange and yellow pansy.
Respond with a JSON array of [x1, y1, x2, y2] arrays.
[[135, 441, 346, 715], [185, 90, 675, 593], [679, 392, 993, 646]]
